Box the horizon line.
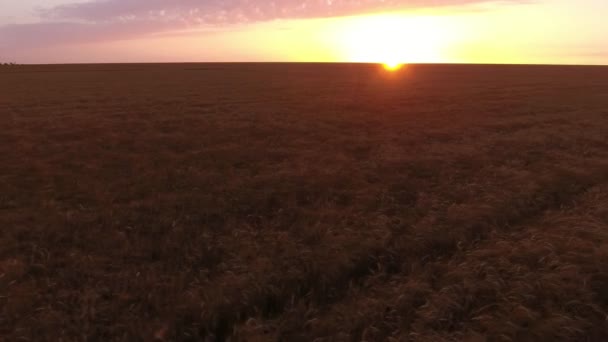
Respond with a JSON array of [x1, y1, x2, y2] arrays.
[[7, 61, 608, 67]]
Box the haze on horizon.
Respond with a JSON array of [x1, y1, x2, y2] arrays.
[[0, 0, 606, 65]]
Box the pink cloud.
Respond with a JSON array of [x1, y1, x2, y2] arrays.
[[43, 0, 527, 23], [0, 20, 181, 47], [1, 0, 530, 50]]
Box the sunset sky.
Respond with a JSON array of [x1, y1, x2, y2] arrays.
[[1, 0, 606, 65]]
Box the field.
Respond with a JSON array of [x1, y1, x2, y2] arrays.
[[1, 63, 608, 341]]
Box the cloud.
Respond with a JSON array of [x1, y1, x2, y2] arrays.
[[42, 0, 522, 23], [0, 20, 181, 48], [1, 0, 529, 49]]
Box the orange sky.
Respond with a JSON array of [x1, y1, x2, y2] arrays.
[[1, 0, 607, 65]]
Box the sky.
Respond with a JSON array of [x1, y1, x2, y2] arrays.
[[0, 0, 606, 65]]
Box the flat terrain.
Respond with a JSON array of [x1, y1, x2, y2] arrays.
[[1, 63, 608, 341]]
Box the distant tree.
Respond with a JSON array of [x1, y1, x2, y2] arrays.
[[0, 60, 17, 66]]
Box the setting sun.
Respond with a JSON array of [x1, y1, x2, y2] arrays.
[[383, 62, 404, 71]]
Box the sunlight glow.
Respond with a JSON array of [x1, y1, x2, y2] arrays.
[[334, 14, 457, 64]]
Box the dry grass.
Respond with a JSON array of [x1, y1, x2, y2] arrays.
[[1, 63, 608, 341]]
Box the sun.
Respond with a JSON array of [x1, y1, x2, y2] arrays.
[[383, 61, 404, 71]]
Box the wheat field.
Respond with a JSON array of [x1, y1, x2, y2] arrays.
[[1, 63, 608, 341]]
